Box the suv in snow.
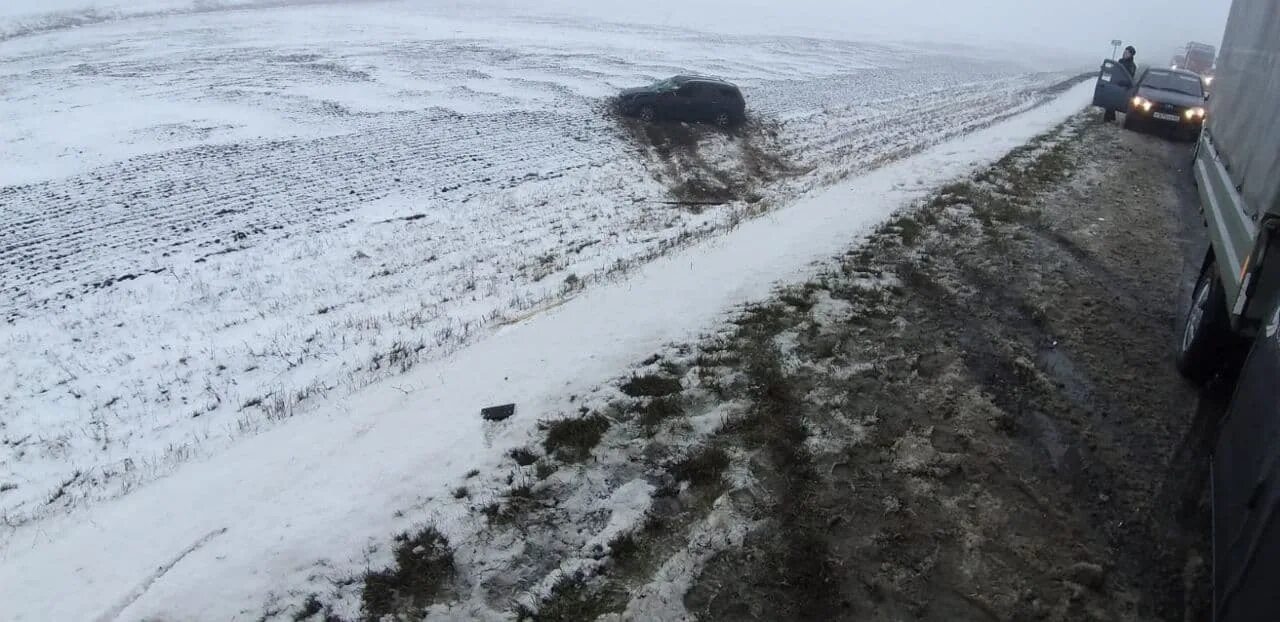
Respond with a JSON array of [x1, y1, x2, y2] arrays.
[[616, 75, 746, 127]]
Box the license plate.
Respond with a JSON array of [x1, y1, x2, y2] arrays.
[[1153, 112, 1180, 121]]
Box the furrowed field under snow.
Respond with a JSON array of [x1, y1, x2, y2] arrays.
[[0, 2, 1076, 528]]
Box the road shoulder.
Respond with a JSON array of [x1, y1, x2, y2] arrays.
[[302, 113, 1212, 621]]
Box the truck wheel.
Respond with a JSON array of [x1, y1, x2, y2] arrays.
[[1177, 256, 1234, 384], [639, 106, 656, 123]]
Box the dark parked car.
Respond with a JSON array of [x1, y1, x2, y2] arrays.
[[1209, 306, 1280, 621], [1092, 62, 1208, 141], [617, 75, 746, 127], [1123, 68, 1208, 140]]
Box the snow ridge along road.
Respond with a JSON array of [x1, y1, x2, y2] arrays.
[[0, 63, 1095, 619], [0, 2, 1079, 529]]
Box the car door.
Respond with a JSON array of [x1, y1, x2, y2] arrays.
[[697, 83, 726, 120], [717, 86, 744, 118], [1092, 59, 1133, 110], [672, 83, 701, 121]]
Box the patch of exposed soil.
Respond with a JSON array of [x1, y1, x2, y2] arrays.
[[609, 104, 799, 207], [679, 114, 1211, 621]]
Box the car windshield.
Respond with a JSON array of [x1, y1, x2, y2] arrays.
[[649, 78, 679, 91], [1142, 71, 1203, 97]]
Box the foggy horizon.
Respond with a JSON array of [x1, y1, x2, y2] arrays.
[[1, 0, 1236, 66], [469, 0, 1234, 63]]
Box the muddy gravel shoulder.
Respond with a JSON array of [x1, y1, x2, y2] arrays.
[[293, 114, 1211, 622]]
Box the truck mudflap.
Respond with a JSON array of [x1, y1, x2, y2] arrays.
[[1231, 218, 1280, 335]]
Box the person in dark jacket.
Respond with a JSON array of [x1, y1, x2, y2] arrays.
[[1118, 46, 1137, 77], [1105, 46, 1138, 121]]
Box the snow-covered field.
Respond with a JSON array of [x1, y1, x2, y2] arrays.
[[0, 0, 1083, 532], [0, 75, 1095, 621], [0, 2, 1098, 618]]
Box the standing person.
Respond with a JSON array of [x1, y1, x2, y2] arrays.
[[1105, 46, 1138, 122], [1118, 46, 1137, 77]]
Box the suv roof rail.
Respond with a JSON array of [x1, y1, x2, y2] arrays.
[[675, 73, 734, 85]]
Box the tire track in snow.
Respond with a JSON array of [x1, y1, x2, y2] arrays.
[[93, 527, 228, 622]]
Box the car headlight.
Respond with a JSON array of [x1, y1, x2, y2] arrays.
[[1131, 96, 1153, 112], [1185, 107, 1206, 119]]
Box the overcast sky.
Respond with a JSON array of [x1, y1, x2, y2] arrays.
[[478, 0, 1234, 62], [1, 0, 1236, 65]]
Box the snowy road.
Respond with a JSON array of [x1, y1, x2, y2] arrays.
[[0, 1, 1081, 531]]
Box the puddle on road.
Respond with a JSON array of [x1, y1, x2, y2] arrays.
[[1037, 346, 1092, 407], [1026, 409, 1070, 471], [1028, 346, 1093, 474]]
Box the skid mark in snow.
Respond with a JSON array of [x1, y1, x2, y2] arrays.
[[94, 527, 229, 622]]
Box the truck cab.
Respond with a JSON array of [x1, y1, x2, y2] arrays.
[[1184, 42, 1218, 76], [1180, 6, 1279, 381], [1182, 81, 1280, 381]]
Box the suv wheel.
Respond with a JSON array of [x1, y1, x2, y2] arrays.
[[1177, 255, 1235, 383], [639, 106, 656, 123], [714, 112, 732, 127]]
